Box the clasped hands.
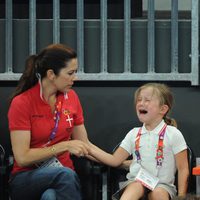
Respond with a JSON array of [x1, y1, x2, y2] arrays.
[[67, 140, 91, 158]]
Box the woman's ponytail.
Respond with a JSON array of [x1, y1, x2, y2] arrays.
[[9, 55, 38, 103]]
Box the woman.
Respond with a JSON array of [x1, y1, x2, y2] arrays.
[[8, 44, 92, 200]]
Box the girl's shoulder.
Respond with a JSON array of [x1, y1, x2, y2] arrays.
[[166, 125, 182, 135], [125, 127, 141, 138], [165, 125, 185, 144]]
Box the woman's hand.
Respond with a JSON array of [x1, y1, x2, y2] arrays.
[[65, 140, 90, 157]]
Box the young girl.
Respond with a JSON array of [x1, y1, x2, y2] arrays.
[[89, 83, 189, 200]]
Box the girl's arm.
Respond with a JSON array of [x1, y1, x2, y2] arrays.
[[89, 143, 130, 167], [175, 149, 189, 196], [72, 124, 130, 165], [71, 124, 100, 161]]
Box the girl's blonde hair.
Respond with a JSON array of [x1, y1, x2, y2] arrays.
[[134, 82, 177, 127]]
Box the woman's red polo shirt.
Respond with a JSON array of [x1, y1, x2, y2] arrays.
[[8, 83, 84, 174]]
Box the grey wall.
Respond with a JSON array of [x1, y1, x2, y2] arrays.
[[1, 81, 200, 158]]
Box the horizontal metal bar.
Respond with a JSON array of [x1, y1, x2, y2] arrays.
[[0, 72, 195, 83], [0, 18, 193, 24]]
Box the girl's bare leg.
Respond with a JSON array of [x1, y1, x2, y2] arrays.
[[148, 187, 169, 200], [120, 181, 145, 200]]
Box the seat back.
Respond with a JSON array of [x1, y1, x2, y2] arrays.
[[0, 144, 10, 200], [71, 155, 107, 200], [186, 145, 196, 193]]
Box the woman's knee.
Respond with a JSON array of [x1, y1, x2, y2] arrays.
[[51, 167, 80, 191], [56, 167, 79, 182], [40, 189, 56, 200], [52, 168, 82, 199]]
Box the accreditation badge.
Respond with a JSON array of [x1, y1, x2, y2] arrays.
[[135, 167, 159, 190], [37, 157, 63, 168]]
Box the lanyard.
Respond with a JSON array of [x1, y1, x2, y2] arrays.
[[47, 100, 62, 144], [135, 124, 167, 167]]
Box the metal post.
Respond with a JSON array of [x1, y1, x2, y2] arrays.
[[100, 0, 108, 73], [124, 0, 131, 73], [147, 0, 155, 73], [171, 0, 178, 73], [191, 0, 199, 85], [5, 0, 13, 73], [77, 0, 84, 73], [29, 0, 36, 54], [53, 0, 60, 43]]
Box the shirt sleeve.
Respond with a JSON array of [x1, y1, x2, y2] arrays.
[[8, 95, 31, 131], [120, 128, 137, 155], [169, 127, 187, 155]]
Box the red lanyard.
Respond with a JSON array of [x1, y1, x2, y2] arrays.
[[135, 124, 167, 167]]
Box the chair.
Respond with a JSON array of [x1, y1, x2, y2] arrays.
[[0, 145, 12, 200], [108, 144, 195, 199], [184, 145, 196, 193], [71, 155, 108, 200]]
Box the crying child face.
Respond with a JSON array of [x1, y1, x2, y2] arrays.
[[135, 87, 167, 127]]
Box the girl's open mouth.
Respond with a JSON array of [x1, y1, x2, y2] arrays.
[[139, 109, 148, 114]]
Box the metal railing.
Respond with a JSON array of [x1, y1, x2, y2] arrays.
[[0, 0, 199, 85]]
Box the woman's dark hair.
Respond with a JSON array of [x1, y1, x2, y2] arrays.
[[9, 44, 77, 102]]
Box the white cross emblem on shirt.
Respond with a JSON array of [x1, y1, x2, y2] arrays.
[[66, 115, 73, 127]]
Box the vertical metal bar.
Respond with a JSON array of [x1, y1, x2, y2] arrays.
[[29, 0, 36, 54], [5, 0, 13, 73], [53, 0, 60, 43], [124, 0, 131, 72], [171, 0, 178, 72], [77, 0, 84, 73], [100, 0, 108, 73], [147, 0, 155, 73], [191, 0, 199, 85], [196, 158, 200, 194], [102, 171, 108, 200]]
